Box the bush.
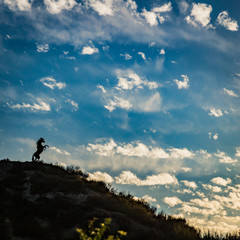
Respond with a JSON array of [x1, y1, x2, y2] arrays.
[[76, 218, 127, 240]]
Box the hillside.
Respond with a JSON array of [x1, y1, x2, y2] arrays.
[[0, 160, 237, 240]]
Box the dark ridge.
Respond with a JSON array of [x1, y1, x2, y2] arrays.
[[0, 159, 239, 240]]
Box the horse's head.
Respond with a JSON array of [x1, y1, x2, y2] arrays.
[[39, 137, 45, 143]]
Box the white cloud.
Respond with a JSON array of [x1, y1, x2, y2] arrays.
[[181, 167, 192, 172], [15, 137, 35, 148], [213, 133, 218, 140], [174, 75, 189, 89], [211, 177, 231, 187], [185, 3, 212, 28], [214, 192, 240, 211], [214, 150, 238, 164], [86, 139, 195, 162], [235, 147, 240, 157], [87, 171, 114, 183], [40, 77, 66, 90], [104, 96, 132, 112], [164, 196, 182, 207], [138, 92, 161, 112], [66, 99, 79, 110], [181, 180, 197, 190], [141, 2, 171, 26], [116, 70, 159, 91], [44, 0, 77, 14], [115, 171, 178, 186], [116, 142, 149, 157], [159, 49, 165, 55], [36, 43, 49, 53], [87, 139, 117, 156], [209, 132, 218, 140], [50, 146, 71, 156], [168, 147, 194, 159], [137, 52, 146, 60], [88, 0, 114, 16], [206, 108, 223, 117], [97, 84, 107, 93], [3, 0, 32, 11], [81, 46, 99, 55], [120, 53, 132, 60], [182, 198, 225, 216], [7, 98, 51, 111], [202, 184, 222, 193], [141, 9, 158, 26], [142, 195, 157, 203], [178, 0, 189, 14], [217, 11, 238, 31], [152, 2, 172, 13], [223, 88, 238, 97]]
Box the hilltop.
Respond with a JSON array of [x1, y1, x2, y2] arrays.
[[0, 160, 238, 240]]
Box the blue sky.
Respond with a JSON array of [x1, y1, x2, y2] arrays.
[[1, 0, 240, 234]]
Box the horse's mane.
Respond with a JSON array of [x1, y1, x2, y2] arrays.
[[36, 138, 44, 147]]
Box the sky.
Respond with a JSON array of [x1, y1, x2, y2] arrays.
[[0, 0, 240, 234]]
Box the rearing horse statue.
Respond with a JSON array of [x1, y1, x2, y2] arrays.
[[32, 138, 49, 162]]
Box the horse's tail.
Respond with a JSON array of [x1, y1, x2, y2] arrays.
[[32, 152, 37, 161]]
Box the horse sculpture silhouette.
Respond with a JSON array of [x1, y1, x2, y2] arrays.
[[32, 137, 49, 162]]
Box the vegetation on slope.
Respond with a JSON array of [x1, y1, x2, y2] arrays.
[[0, 159, 239, 240]]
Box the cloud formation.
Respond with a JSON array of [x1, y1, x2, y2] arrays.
[[174, 75, 190, 89], [3, 0, 32, 11], [36, 44, 49, 53], [40, 77, 66, 90], [87, 171, 114, 183], [7, 98, 51, 111], [88, 0, 114, 16], [185, 3, 212, 28], [116, 70, 159, 91], [223, 88, 238, 97], [81, 46, 99, 55], [164, 196, 182, 207], [44, 0, 77, 14], [217, 11, 238, 31], [86, 138, 195, 160], [115, 171, 178, 186], [211, 177, 231, 186]]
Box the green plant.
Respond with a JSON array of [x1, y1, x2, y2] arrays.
[[76, 218, 127, 240]]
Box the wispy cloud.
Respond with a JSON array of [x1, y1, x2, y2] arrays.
[[120, 53, 132, 60], [205, 107, 223, 117], [115, 70, 159, 91], [40, 77, 66, 90], [104, 96, 132, 112], [137, 52, 146, 60], [223, 88, 238, 97], [7, 98, 51, 111], [36, 43, 49, 53], [50, 146, 71, 156]]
